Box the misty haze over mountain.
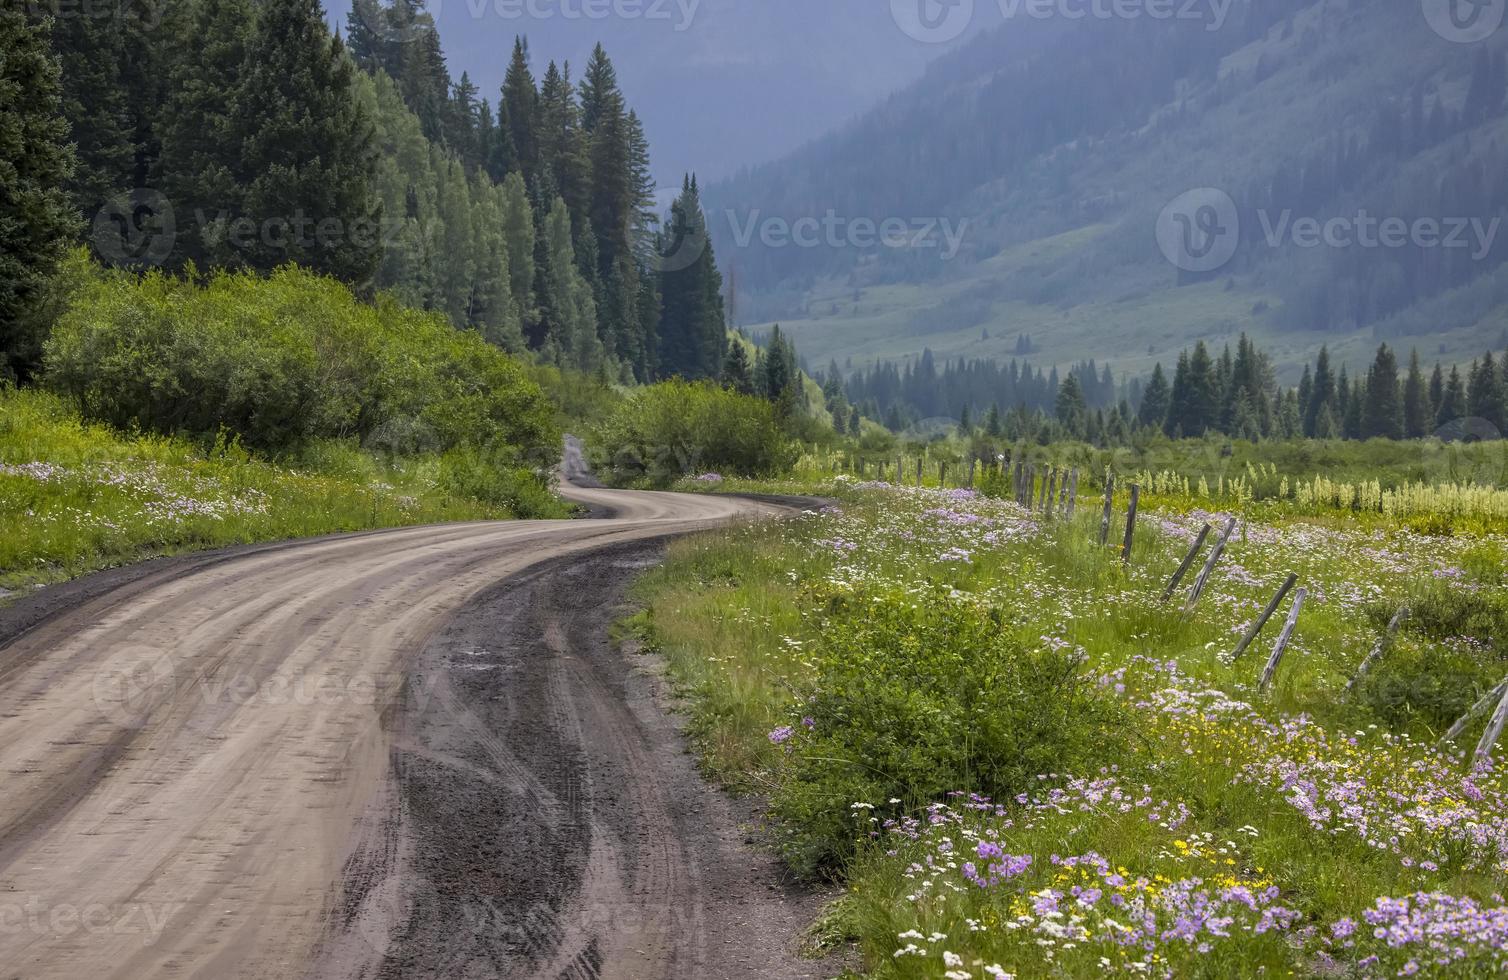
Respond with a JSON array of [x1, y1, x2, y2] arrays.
[[326, 0, 1005, 187]]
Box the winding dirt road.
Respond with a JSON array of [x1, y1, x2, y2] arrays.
[[0, 476, 812, 979]]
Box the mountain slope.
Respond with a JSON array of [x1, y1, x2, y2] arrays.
[[707, 0, 1508, 380]]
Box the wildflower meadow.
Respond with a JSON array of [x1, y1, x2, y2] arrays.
[[633, 469, 1508, 977]]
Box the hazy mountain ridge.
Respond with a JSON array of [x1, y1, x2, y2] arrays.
[[708, 0, 1508, 380]]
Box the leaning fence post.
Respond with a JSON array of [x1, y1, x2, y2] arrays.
[[1185, 516, 1239, 612], [1120, 485, 1140, 563], [1345, 607, 1410, 692], [1473, 684, 1508, 768], [1066, 469, 1079, 517], [1442, 676, 1508, 745], [1161, 523, 1213, 603], [1230, 573, 1299, 659], [1099, 474, 1116, 547], [1258, 587, 1306, 694], [1045, 469, 1058, 516]]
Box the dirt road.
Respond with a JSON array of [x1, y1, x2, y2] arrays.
[[0, 479, 815, 979]]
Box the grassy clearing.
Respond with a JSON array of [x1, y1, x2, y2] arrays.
[[0, 388, 539, 591], [632, 475, 1508, 977]]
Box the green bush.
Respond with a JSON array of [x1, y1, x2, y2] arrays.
[[42, 258, 559, 472], [437, 445, 568, 519], [768, 585, 1133, 877], [588, 380, 795, 488]]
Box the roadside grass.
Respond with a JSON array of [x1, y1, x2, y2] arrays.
[[632, 479, 1508, 976], [0, 388, 524, 591]]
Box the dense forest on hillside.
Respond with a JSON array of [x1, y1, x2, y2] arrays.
[[708, 0, 1508, 379], [16, 0, 728, 386]]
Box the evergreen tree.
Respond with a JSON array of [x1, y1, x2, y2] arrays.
[[156, 0, 256, 271], [1306, 346, 1336, 438], [501, 38, 538, 186], [1055, 372, 1088, 438], [229, 0, 380, 283], [657, 176, 724, 380], [1428, 363, 1445, 422], [1138, 362, 1171, 429], [1343, 378, 1365, 440], [0, 7, 77, 382], [1361, 343, 1403, 440], [984, 403, 1003, 438], [1403, 349, 1431, 439], [722, 341, 754, 395], [1438, 365, 1468, 426], [1467, 352, 1506, 433], [48, 0, 133, 218], [537, 195, 600, 371]]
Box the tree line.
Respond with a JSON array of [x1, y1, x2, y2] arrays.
[[2, 0, 729, 386], [840, 336, 1508, 447]]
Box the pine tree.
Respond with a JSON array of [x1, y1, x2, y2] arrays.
[[1055, 373, 1088, 438], [501, 38, 538, 187], [1403, 349, 1430, 439], [1428, 363, 1445, 422], [1306, 346, 1336, 438], [657, 176, 724, 380], [722, 341, 754, 395], [1362, 343, 1403, 440], [537, 195, 600, 372], [156, 0, 256, 271], [230, 0, 380, 284], [1438, 365, 1468, 427], [984, 403, 1003, 438], [1467, 352, 1506, 433], [0, 7, 77, 382], [1139, 362, 1171, 429], [48, 0, 133, 217]]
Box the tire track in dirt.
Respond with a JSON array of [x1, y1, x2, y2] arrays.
[[0, 484, 797, 979]]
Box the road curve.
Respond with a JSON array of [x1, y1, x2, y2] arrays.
[[0, 480, 790, 979]]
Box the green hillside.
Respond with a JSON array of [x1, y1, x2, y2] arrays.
[[710, 0, 1508, 380]]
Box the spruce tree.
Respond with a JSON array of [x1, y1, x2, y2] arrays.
[[230, 0, 380, 284], [1428, 363, 1445, 421], [1403, 349, 1430, 439], [1438, 365, 1468, 427], [501, 38, 538, 187], [48, 0, 133, 217], [1467, 352, 1506, 433], [1055, 373, 1088, 438], [657, 176, 724, 380], [156, 0, 256, 271], [722, 341, 754, 395], [0, 7, 77, 382], [1139, 362, 1171, 429], [1362, 343, 1403, 440], [1306, 346, 1336, 438]]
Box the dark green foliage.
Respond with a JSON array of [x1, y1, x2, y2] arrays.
[[0, 9, 77, 383], [229, 0, 380, 284], [1362, 343, 1403, 440], [657, 177, 725, 381], [44, 261, 559, 470], [588, 380, 794, 487], [768, 587, 1132, 877]]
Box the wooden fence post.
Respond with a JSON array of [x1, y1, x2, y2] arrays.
[[1185, 516, 1239, 612], [1258, 587, 1306, 694], [1345, 607, 1411, 692], [1473, 684, 1508, 768], [1099, 475, 1115, 547], [1066, 469, 1079, 517], [1045, 469, 1058, 516], [1442, 676, 1508, 745], [966, 458, 975, 488], [1230, 573, 1299, 660], [1120, 485, 1140, 563], [1161, 523, 1212, 602]]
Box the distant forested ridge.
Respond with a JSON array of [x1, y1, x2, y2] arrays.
[[31, 0, 727, 384], [832, 333, 1508, 449], [708, 0, 1508, 377]]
